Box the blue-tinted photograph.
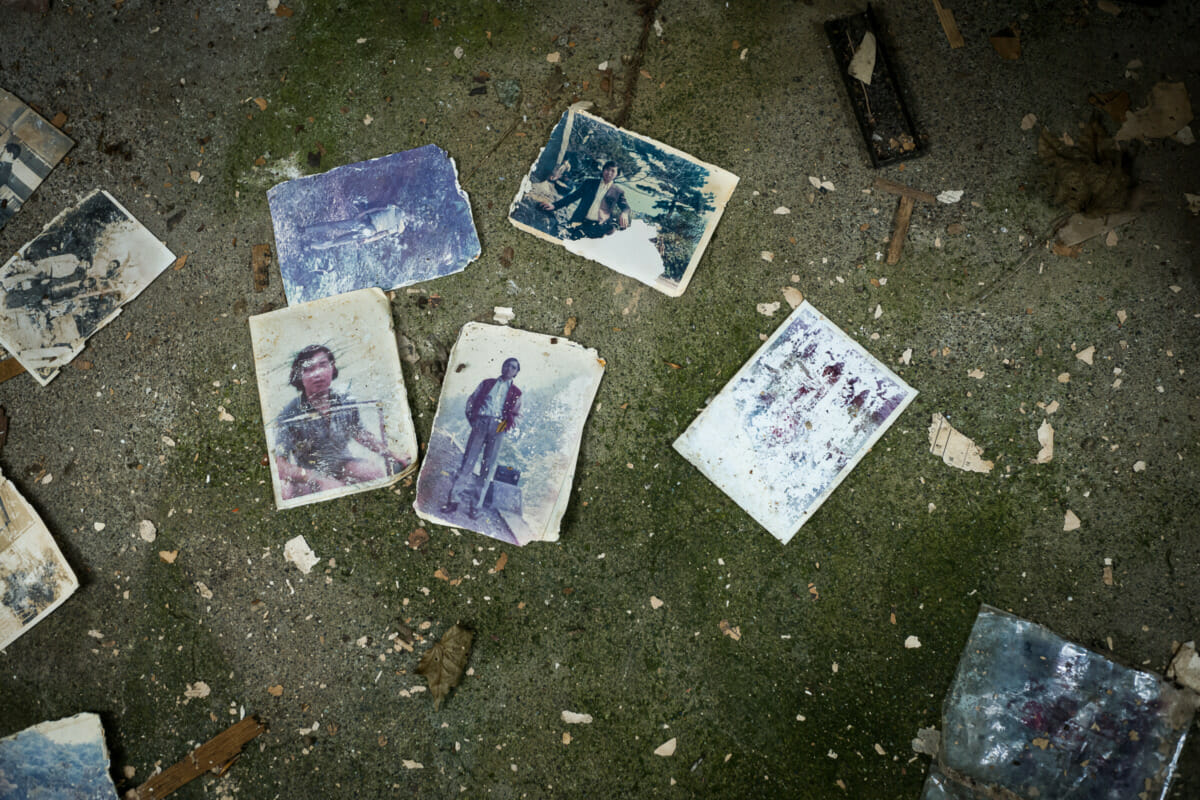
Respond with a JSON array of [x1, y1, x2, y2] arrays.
[[0, 714, 117, 800], [267, 144, 481, 305]]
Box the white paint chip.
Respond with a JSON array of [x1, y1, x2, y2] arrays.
[[493, 306, 515, 325], [937, 190, 964, 204], [138, 520, 157, 542], [756, 301, 781, 317], [1035, 420, 1054, 464], [1076, 346, 1095, 365], [654, 737, 677, 757], [650, 596, 664, 609], [284, 535, 320, 574], [561, 711, 593, 724], [904, 635, 921, 649], [773, 206, 791, 215], [1063, 510, 1082, 532]]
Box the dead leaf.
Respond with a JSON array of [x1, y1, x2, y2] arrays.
[[253, 97, 268, 111], [1116, 82, 1193, 142], [434, 568, 451, 581], [159, 550, 179, 564], [417, 624, 473, 709], [251, 244, 272, 293], [490, 552, 508, 574], [50, 111, 67, 128], [407, 527, 430, 550], [267, 684, 284, 697], [563, 317, 577, 337], [1088, 89, 1131, 123], [782, 287, 804, 308], [1035, 420, 1054, 464], [171, 253, 189, 271], [719, 620, 742, 641], [989, 27, 1021, 60]]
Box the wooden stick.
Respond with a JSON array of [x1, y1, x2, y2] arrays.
[[932, 0, 965, 49], [251, 244, 271, 293], [887, 196, 916, 265], [873, 178, 937, 205], [132, 716, 267, 799]]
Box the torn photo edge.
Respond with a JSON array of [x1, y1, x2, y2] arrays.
[[0, 467, 79, 652], [249, 287, 419, 511], [412, 321, 604, 545], [507, 103, 738, 298], [673, 300, 917, 543]]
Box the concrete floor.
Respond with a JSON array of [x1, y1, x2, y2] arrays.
[[1, 1, 1198, 797]]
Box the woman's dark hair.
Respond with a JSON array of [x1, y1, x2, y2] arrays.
[[289, 344, 338, 391]]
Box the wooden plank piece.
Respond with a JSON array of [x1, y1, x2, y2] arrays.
[[251, 244, 272, 293], [0, 358, 26, 385], [874, 178, 937, 205], [887, 196, 916, 265], [932, 0, 965, 49], [132, 716, 267, 799]]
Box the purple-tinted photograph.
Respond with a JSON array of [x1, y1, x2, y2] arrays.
[[267, 144, 480, 305]]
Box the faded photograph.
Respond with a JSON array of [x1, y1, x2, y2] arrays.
[[250, 288, 418, 509], [0, 714, 117, 799], [0, 189, 175, 385], [509, 105, 738, 297], [0, 469, 78, 651], [414, 323, 604, 545], [267, 144, 481, 305], [674, 301, 917, 543], [0, 89, 73, 231]]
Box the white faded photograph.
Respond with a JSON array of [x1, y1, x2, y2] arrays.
[[674, 301, 917, 543], [0, 713, 118, 799], [509, 105, 738, 297], [0, 189, 175, 385], [0, 88, 74, 231], [250, 288, 418, 510], [414, 323, 604, 545], [0, 468, 78, 651]]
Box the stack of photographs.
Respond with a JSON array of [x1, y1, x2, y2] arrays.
[[249, 288, 419, 510], [509, 105, 738, 297], [0, 469, 78, 651], [0, 88, 73, 231], [674, 301, 917, 543], [0, 189, 175, 385], [267, 144, 481, 305], [414, 323, 605, 545]]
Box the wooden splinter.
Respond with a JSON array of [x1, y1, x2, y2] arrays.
[[129, 716, 267, 799], [874, 178, 937, 265]]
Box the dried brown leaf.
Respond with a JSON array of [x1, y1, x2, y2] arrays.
[[417, 624, 473, 709], [491, 552, 508, 574], [407, 527, 430, 549]]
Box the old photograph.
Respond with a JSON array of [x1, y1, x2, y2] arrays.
[[0, 189, 175, 385], [674, 301, 917, 543], [0, 88, 73, 231], [414, 322, 604, 545], [509, 105, 738, 297], [0, 713, 117, 799], [250, 288, 418, 510], [267, 144, 481, 305], [0, 469, 78, 652]]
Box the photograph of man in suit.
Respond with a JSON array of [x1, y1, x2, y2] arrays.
[[539, 160, 631, 239], [442, 357, 521, 519]]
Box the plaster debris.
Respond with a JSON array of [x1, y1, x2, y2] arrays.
[[899, 348, 912, 365], [453, 46, 464, 59], [184, 681, 211, 700], [159, 550, 179, 564], [284, 535, 320, 574], [1063, 510, 1081, 532], [1116, 82, 1193, 142], [781, 287, 804, 308], [196, 582, 213, 600], [1076, 346, 1095, 365], [217, 406, 234, 422], [929, 413, 994, 473], [720, 620, 742, 641], [912, 727, 940, 756], [138, 520, 157, 542], [1021, 113, 1038, 130], [760, 251, 774, 262], [1117, 309, 1128, 325], [561, 711, 593, 724], [773, 206, 791, 215], [905, 636, 921, 649], [650, 596, 664, 609], [1035, 420, 1054, 464], [808, 176, 836, 192], [93, 522, 106, 532], [967, 368, 985, 379], [936, 190, 964, 204], [546, 52, 561, 63], [492, 306, 514, 324], [874, 304, 883, 319], [1133, 460, 1147, 472], [1167, 642, 1200, 693], [1057, 372, 1071, 384], [654, 737, 677, 757], [756, 301, 781, 317]]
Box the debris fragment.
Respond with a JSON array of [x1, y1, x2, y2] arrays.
[[808, 176, 836, 192], [928, 413, 993, 473], [1133, 460, 1146, 473], [756, 301, 781, 317], [159, 550, 179, 564], [773, 206, 791, 215], [650, 596, 664, 609], [407, 527, 430, 549], [1075, 345, 1095, 365], [283, 535, 319, 574], [781, 287, 804, 308], [1057, 372, 1071, 383], [561, 711, 593, 724], [912, 726, 940, 756], [184, 681, 211, 699], [1167, 642, 1200, 693], [217, 406, 234, 423], [760, 250, 774, 262], [719, 620, 742, 641], [546, 51, 560, 63], [0, 89, 74, 232], [1035, 420, 1054, 464], [654, 737, 677, 757], [489, 552, 508, 574], [932, 0, 964, 48], [417, 624, 473, 709], [904, 635, 921, 649], [139, 520, 157, 543], [402, 759, 423, 769], [0, 715, 117, 799], [874, 178, 937, 265], [1020, 113, 1037, 130], [134, 716, 266, 800], [1063, 510, 1081, 531], [251, 244, 272, 292], [847, 32, 876, 85], [267, 684, 283, 697], [1115, 82, 1193, 142], [493, 306, 515, 324], [936, 190, 964, 204], [989, 26, 1021, 60], [563, 316, 577, 336], [967, 368, 984, 379]]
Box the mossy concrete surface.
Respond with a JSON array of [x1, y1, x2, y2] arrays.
[[1, 1, 1199, 797]]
